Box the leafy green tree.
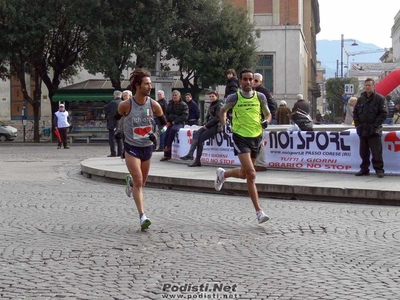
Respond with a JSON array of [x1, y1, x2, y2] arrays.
[[325, 77, 358, 121], [0, 0, 104, 141], [0, 0, 49, 141], [84, 0, 174, 90], [164, 0, 257, 97]]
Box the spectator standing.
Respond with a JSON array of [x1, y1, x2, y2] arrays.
[[115, 90, 132, 158], [185, 93, 200, 126], [253, 73, 277, 124], [54, 103, 71, 149], [104, 91, 122, 157], [323, 111, 330, 123], [160, 90, 189, 161], [343, 97, 357, 125], [277, 100, 291, 125], [180, 90, 223, 167], [224, 69, 239, 100], [122, 90, 132, 101], [224, 69, 239, 124], [383, 95, 395, 124], [155, 90, 168, 150], [252, 73, 276, 171], [353, 78, 388, 178]]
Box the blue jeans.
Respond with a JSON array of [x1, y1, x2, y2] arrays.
[[159, 131, 165, 149], [164, 124, 184, 158], [270, 119, 278, 125], [383, 118, 393, 125]]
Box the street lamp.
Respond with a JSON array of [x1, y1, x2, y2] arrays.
[[341, 34, 358, 78]]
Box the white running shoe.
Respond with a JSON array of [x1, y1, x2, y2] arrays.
[[256, 210, 270, 224], [214, 167, 225, 191], [140, 214, 151, 230], [125, 175, 133, 197]]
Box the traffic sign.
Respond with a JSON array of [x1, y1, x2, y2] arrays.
[[344, 84, 354, 94]]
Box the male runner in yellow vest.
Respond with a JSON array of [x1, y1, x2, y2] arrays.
[[214, 69, 271, 224]]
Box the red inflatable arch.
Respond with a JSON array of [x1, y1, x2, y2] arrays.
[[375, 69, 400, 96]]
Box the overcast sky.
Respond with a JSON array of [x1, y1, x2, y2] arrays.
[[317, 0, 400, 49]]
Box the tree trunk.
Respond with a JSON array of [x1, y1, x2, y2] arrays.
[[110, 77, 122, 91]]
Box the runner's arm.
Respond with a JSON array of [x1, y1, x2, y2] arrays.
[[219, 94, 236, 126]]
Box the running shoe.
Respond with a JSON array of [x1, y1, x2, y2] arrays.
[[140, 214, 151, 230], [125, 174, 133, 197], [256, 210, 270, 224], [214, 167, 225, 191]]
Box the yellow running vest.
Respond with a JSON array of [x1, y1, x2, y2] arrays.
[[232, 91, 262, 137]]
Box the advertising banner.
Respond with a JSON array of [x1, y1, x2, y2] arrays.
[[172, 128, 400, 174]]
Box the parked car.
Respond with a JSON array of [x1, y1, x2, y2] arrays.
[[0, 121, 18, 141]]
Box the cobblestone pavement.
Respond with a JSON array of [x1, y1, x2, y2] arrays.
[[1, 144, 400, 300]]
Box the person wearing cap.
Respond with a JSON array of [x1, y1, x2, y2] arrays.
[[54, 103, 71, 149], [277, 100, 291, 125]]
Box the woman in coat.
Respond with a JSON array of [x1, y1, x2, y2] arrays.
[[276, 100, 291, 124], [180, 90, 223, 167]]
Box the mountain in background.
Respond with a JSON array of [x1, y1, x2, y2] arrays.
[[317, 40, 386, 78]]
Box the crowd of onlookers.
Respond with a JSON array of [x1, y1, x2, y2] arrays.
[[103, 68, 400, 160]]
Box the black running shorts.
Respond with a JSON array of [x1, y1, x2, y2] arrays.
[[232, 133, 262, 159]]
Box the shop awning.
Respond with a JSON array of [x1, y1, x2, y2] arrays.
[[52, 92, 112, 102], [52, 79, 131, 102]]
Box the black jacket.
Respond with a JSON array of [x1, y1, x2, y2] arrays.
[[292, 99, 310, 114], [353, 91, 387, 137], [157, 98, 168, 114], [166, 100, 189, 124], [204, 99, 223, 129], [255, 85, 277, 120], [104, 98, 122, 130], [224, 77, 239, 99], [187, 100, 200, 121]]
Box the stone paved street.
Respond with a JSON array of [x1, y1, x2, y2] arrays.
[[1, 144, 400, 300]]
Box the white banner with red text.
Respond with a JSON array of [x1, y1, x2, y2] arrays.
[[170, 127, 400, 174]]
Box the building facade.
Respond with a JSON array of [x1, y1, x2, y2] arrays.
[[392, 10, 400, 63], [227, 0, 320, 116]]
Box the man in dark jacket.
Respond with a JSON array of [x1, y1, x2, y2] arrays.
[[160, 90, 189, 161], [185, 93, 200, 125], [253, 73, 277, 124], [353, 78, 388, 178], [290, 94, 313, 131], [104, 90, 122, 157], [155, 90, 168, 150], [156, 90, 168, 113], [292, 94, 310, 113], [383, 95, 395, 124]]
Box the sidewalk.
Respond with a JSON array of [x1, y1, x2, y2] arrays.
[[81, 151, 400, 205]]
